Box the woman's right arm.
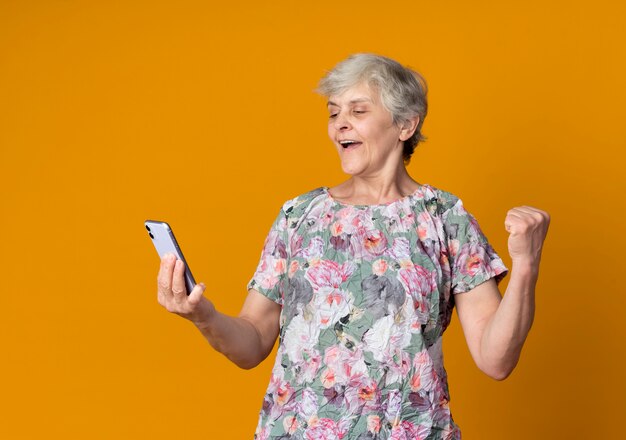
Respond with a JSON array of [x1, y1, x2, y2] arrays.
[[157, 253, 281, 370]]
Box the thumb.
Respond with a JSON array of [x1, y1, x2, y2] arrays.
[[504, 213, 516, 234], [188, 282, 206, 305]]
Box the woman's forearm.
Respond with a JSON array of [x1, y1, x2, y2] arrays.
[[192, 304, 269, 370], [480, 259, 538, 379]]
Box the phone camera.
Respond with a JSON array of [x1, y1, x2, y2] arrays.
[[145, 225, 151, 232], [149, 232, 154, 239]]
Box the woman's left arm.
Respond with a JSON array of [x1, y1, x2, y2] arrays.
[[454, 205, 550, 380]]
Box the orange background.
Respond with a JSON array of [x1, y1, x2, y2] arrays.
[[1, 1, 624, 438]]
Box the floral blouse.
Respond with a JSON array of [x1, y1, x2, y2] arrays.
[[247, 184, 509, 440]]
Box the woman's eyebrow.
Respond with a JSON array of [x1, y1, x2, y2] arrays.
[[327, 98, 373, 107]]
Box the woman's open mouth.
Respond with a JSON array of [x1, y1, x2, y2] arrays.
[[339, 140, 362, 151]]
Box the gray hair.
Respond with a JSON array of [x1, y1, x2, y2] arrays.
[[316, 53, 428, 164]]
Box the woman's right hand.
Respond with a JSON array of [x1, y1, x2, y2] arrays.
[[157, 252, 281, 368], [157, 253, 214, 328]]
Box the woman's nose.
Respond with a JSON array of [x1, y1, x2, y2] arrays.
[[334, 112, 351, 130]]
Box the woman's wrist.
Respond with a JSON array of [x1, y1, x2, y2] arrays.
[[190, 298, 216, 330], [511, 257, 540, 278]]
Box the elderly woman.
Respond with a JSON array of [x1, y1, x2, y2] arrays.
[[157, 54, 550, 439]]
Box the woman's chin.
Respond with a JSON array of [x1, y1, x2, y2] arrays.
[[340, 161, 366, 176]]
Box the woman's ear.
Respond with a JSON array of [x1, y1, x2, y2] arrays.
[[399, 116, 420, 141]]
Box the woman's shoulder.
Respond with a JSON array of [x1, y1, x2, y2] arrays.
[[419, 183, 461, 214], [280, 186, 327, 218]]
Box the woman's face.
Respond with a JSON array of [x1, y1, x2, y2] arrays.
[[327, 82, 409, 177]]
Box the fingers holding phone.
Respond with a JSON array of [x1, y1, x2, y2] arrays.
[[146, 219, 214, 325], [157, 252, 211, 324], [171, 256, 206, 306], [171, 257, 189, 298]]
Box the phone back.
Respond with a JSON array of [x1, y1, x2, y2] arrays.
[[145, 220, 196, 295]]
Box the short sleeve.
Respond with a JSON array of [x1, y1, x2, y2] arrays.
[[443, 197, 509, 295], [246, 207, 289, 305]]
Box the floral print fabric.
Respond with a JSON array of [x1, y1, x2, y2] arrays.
[[247, 184, 509, 439]]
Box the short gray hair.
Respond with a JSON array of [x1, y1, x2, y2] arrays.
[[316, 53, 428, 164]]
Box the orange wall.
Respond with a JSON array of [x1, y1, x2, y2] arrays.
[[1, 1, 624, 438]]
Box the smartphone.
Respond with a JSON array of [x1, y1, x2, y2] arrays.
[[145, 220, 196, 295]]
